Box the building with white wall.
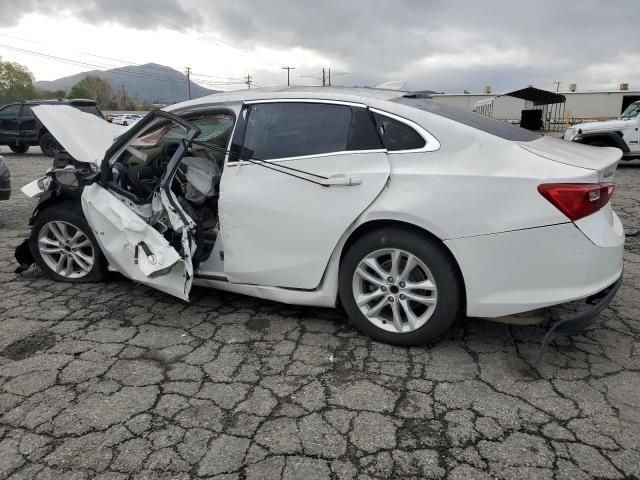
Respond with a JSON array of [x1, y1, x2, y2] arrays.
[[431, 88, 640, 122]]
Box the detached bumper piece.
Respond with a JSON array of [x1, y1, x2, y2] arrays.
[[14, 239, 34, 274], [534, 273, 623, 366]]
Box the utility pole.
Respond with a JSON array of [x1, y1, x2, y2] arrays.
[[282, 66, 295, 86], [245, 74, 253, 89], [554, 81, 561, 93], [328, 68, 331, 86], [322, 68, 326, 87], [121, 84, 126, 107], [185, 67, 192, 99]]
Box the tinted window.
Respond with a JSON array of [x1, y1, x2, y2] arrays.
[[372, 112, 426, 151], [20, 105, 34, 118], [75, 105, 102, 117], [242, 102, 352, 160], [348, 108, 383, 150], [0, 105, 20, 118], [391, 96, 541, 142]]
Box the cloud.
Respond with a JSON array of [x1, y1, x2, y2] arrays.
[[1, 0, 638, 92]]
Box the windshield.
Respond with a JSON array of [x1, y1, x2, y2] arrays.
[[620, 102, 640, 119]]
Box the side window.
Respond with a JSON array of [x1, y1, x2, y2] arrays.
[[0, 105, 21, 119], [20, 105, 34, 119], [372, 112, 426, 151], [241, 102, 353, 160]]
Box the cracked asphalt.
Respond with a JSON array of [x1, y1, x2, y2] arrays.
[[1, 146, 639, 479]]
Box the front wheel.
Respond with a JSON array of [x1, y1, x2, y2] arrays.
[[30, 202, 108, 282], [339, 228, 464, 346]]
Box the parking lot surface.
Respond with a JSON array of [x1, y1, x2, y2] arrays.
[[1, 147, 639, 479]]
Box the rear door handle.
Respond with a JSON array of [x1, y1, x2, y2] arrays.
[[320, 175, 362, 187]]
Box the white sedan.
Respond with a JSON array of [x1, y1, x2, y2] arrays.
[[111, 114, 143, 126], [15, 87, 624, 347]]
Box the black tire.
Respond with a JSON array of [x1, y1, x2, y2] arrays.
[[9, 143, 29, 154], [123, 121, 128, 126], [339, 228, 464, 346], [39, 132, 62, 157], [29, 202, 108, 283]]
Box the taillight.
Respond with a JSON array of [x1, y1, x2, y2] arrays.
[[538, 183, 615, 221]]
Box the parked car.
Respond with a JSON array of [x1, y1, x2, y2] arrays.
[[0, 98, 104, 157], [15, 87, 623, 347], [564, 100, 640, 160], [111, 114, 143, 126], [0, 156, 10, 200]]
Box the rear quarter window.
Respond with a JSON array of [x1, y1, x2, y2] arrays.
[[392, 96, 541, 142]]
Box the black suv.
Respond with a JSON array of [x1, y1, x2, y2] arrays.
[[0, 99, 104, 156]]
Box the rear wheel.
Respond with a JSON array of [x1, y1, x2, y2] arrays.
[[9, 143, 29, 154], [339, 228, 464, 346], [39, 132, 62, 157], [30, 202, 107, 282]]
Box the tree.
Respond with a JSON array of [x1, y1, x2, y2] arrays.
[[34, 88, 68, 100], [0, 61, 36, 104], [69, 75, 116, 109]]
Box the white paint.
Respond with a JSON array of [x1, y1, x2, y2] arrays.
[[45, 86, 624, 320], [219, 149, 390, 289], [445, 221, 624, 317], [81, 183, 192, 300], [31, 105, 125, 166]]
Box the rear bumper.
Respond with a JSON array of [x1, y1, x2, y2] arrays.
[[532, 272, 622, 364], [547, 272, 622, 336], [445, 220, 624, 317]]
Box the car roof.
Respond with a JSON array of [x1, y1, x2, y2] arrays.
[[22, 98, 98, 106], [168, 86, 410, 111]]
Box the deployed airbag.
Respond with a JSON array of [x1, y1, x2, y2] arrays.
[[182, 156, 220, 205]]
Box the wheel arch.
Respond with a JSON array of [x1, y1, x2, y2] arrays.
[[573, 131, 629, 152], [29, 191, 83, 226], [338, 218, 467, 305]]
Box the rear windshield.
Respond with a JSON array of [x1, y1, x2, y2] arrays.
[[391, 96, 541, 142]]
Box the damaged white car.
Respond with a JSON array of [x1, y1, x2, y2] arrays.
[[15, 87, 624, 348]]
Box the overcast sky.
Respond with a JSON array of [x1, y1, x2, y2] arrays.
[[0, 0, 638, 93]]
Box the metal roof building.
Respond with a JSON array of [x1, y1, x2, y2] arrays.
[[430, 87, 640, 123]]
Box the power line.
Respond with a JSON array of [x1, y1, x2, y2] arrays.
[[282, 66, 295, 86], [0, 32, 244, 85], [0, 42, 248, 90]]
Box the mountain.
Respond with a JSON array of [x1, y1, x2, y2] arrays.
[[35, 63, 219, 104]]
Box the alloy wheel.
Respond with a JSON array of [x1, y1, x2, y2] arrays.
[[38, 220, 95, 279], [352, 248, 438, 333]]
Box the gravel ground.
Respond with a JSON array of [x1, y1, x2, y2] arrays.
[[1, 146, 639, 480]]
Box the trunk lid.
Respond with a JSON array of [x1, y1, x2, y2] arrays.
[[32, 105, 126, 167], [518, 135, 620, 182]]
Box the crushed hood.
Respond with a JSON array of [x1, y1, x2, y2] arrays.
[[32, 105, 126, 166]]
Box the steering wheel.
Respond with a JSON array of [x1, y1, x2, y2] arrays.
[[113, 163, 155, 196]]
